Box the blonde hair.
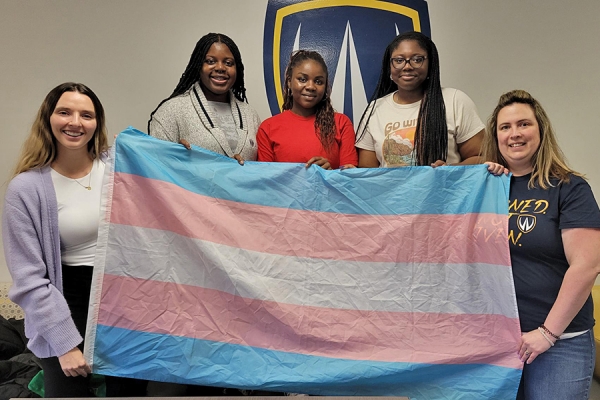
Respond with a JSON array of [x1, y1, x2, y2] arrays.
[[13, 82, 108, 177], [481, 89, 579, 189]]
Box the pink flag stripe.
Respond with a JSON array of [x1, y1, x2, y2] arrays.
[[98, 274, 522, 369], [110, 173, 510, 266]]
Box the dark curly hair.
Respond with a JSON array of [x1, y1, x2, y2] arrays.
[[148, 33, 247, 132], [282, 50, 336, 152], [356, 31, 447, 165]]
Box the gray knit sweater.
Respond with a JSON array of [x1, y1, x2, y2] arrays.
[[149, 83, 260, 161]]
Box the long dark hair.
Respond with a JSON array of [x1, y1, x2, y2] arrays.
[[356, 31, 446, 165], [148, 33, 247, 132], [282, 50, 335, 151]]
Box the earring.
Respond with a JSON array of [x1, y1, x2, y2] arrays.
[[390, 74, 393, 80]]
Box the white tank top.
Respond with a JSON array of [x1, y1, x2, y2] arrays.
[[51, 158, 105, 266]]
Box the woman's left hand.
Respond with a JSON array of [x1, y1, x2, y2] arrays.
[[485, 161, 509, 176], [340, 164, 356, 170], [518, 329, 554, 364], [430, 160, 447, 168], [306, 157, 332, 170], [232, 154, 245, 166]]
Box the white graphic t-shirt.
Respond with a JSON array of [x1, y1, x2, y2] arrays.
[[356, 88, 485, 167]]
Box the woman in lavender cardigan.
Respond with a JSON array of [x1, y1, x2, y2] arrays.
[[2, 82, 145, 397]]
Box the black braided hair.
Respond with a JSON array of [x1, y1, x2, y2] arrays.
[[148, 33, 248, 132], [356, 31, 447, 166], [282, 50, 336, 152]]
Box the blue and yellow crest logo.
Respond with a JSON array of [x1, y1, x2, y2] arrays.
[[263, 0, 431, 123]]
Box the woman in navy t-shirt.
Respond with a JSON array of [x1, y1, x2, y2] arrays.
[[483, 89, 600, 400]]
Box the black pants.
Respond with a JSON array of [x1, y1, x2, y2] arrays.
[[39, 357, 148, 397], [39, 264, 147, 397]]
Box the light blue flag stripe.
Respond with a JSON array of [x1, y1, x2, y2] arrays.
[[114, 127, 510, 216], [94, 325, 520, 399]]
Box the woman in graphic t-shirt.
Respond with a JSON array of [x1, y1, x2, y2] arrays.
[[356, 31, 484, 168]]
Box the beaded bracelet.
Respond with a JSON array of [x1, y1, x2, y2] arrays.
[[540, 324, 561, 340], [538, 327, 555, 347]]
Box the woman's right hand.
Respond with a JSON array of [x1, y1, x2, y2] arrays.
[[179, 138, 192, 150], [306, 156, 332, 170], [58, 347, 92, 377], [485, 162, 509, 176], [518, 329, 554, 364]]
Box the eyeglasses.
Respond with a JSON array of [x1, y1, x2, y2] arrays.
[[390, 56, 427, 69]]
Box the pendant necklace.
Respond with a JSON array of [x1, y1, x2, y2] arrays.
[[72, 166, 93, 190]]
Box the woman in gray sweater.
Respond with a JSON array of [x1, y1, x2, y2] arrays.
[[148, 33, 260, 164]]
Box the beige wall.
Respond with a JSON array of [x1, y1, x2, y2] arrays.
[[1, 0, 599, 281]]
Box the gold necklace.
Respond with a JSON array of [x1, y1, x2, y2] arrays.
[[52, 160, 94, 190], [72, 170, 92, 190]]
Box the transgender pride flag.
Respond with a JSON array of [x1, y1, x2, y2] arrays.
[[85, 128, 522, 399]]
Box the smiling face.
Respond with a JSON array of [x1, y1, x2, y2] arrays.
[[50, 91, 97, 157], [199, 42, 237, 102], [496, 103, 541, 176], [288, 59, 327, 117], [390, 40, 429, 102]]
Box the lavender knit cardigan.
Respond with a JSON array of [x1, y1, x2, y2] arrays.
[[3, 166, 83, 358]]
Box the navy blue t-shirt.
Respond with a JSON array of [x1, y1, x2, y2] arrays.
[[509, 173, 600, 333]]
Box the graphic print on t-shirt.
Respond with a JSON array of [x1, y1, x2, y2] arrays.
[[508, 197, 549, 246], [382, 118, 416, 166]]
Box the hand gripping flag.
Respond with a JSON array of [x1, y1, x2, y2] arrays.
[[85, 128, 521, 399]]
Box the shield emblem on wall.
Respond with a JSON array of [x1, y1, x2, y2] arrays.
[[263, 0, 431, 124]]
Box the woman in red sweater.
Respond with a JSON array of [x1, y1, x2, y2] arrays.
[[257, 50, 357, 169]]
